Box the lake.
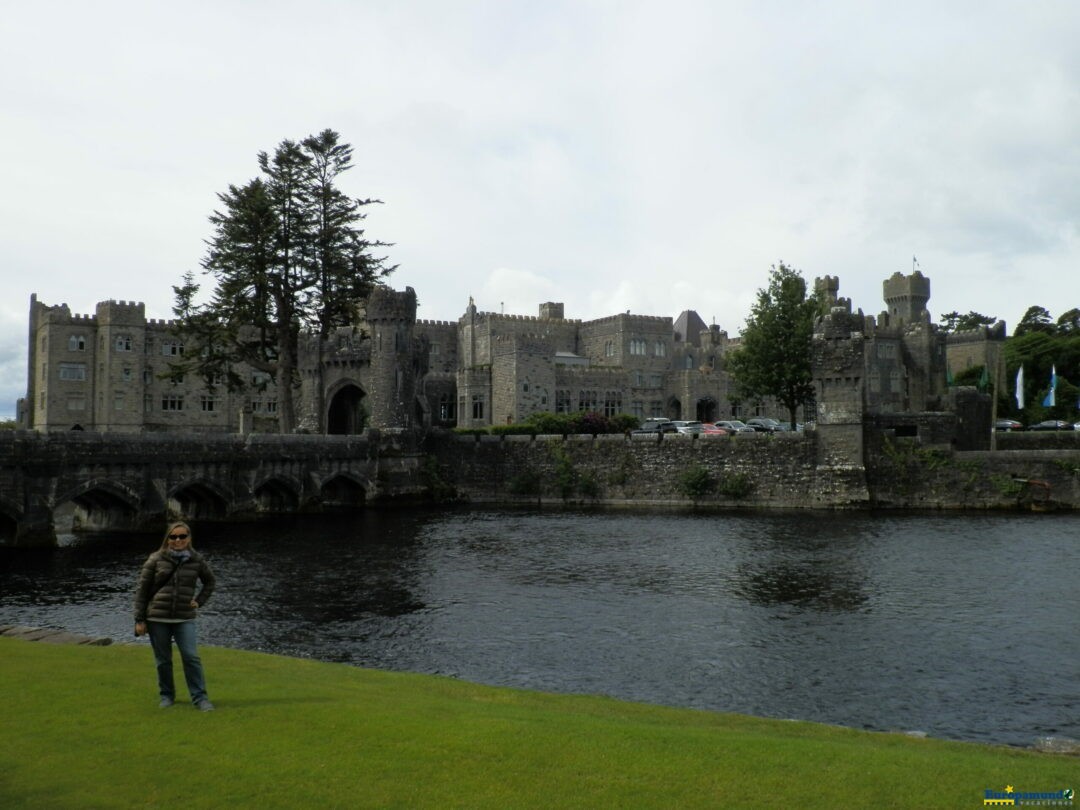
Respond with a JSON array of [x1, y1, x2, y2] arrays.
[[2, 508, 1076, 746]]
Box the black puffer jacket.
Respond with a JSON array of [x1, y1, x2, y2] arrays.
[[134, 549, 216, 622]]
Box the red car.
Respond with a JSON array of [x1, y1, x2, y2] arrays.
[[700, 423, 730, 436]]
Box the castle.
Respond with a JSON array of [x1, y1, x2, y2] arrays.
[[17, 271, 1002, 439]]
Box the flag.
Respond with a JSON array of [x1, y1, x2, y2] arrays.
[[1015, 365, 1024, 409], [977, 365, 989, 392], [1042, 365, 1057, 407]]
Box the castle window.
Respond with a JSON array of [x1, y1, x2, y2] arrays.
[[161, 395, 184, 411], [39, 392, 46, 409], [604, 341, 614, 358], [115, 334, 133, 352], [555, 390, 571, 413], [41, 363, 47, 381], [143, 370, 152, 384], [523, 379, 530, 393], [114, 392, 125, 411], [685, 354, 694, 369], [578, 390, 598, 412], [41, 335, 47, 351], [603, 391, 621, 417], [201, 395, 216, 412], [161, 341, 184, 357], [629, 339, 647, 356], [890, 369, 902, 393], [266, 399, 277, 414], [439, 394, 455, 421], [650, 400, 664, 417], [471, 394, 484, 420], [251, 371, 272, 389], [649, 374, 663, 389], [869, 368, 881, 393], [66, 395, 86, 412], [634, 371, 643, 387], [654, 341, 666, 357], [68, 335, 86, 351], [631, 401, 644, 419], [122, 367, 132, 382], [59, 363, 87, 381]]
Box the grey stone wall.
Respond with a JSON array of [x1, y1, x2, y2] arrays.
[[432, 430, 1080, 512]]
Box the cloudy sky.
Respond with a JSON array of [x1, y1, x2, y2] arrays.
[[3, 1, 1080, 418]]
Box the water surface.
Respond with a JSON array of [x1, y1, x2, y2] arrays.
[[2, 509, 1076, 746]]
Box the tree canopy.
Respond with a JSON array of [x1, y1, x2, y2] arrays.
[[171, 130, 394, 432], [726, 263, 819, 429], [938, 310, 997, 333]]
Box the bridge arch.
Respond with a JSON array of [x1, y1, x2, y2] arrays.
[[54, 479, 142, 533], [319, 471, 368, 509], [168, 478, 231, 521], [252, 474, 302, 513], [0, 495, 21, 545], [326, 380, 367, 435]]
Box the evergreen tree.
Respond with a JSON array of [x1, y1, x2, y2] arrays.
[[171, 131, 393, 432], [939, 310, 996, 333], [727, 263, 819, 430], [1015, 305, 1054, 336]]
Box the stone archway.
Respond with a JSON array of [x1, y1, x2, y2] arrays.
[[327, 384, 367, 435], [696, 397, 718, 423]]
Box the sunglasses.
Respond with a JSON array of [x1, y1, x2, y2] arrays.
[[168, 533, 189, 540]]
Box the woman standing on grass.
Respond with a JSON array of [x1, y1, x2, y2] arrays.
[[133, 520, 216, 711]]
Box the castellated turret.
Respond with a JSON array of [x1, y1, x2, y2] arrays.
[[365, 286, 418, 429], [882, 271, 931, 326]]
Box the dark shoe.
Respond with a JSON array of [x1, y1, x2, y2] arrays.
[[196, 699, 215, 712], [159, 697, 174, 708]]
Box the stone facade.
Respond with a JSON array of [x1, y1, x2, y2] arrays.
[[19, 270, 990, 442]]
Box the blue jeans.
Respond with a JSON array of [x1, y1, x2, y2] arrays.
[[147, 621, 208, 704]]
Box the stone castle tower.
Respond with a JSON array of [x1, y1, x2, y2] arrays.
[[882, 270, 931, 325], [365, 286, 418, 429]]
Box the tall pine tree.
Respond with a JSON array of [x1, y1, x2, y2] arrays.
[[171, 130, 393, 432]]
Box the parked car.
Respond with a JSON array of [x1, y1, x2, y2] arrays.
[[745, 418, 785, 433], [631, 420, 678, 435], [700, 423, 730, 436], [994, 419, 1024, 432], [714, 420, 755, 434], [670, 420, 705, 434], [1027, 420, 1073, 431]]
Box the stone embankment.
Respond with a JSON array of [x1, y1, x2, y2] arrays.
[[0, 624, 113, 645]]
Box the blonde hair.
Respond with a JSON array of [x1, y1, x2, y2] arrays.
[[159, 521, 194, 551]]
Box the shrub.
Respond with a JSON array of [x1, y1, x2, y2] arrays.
[[507, 470, 541, 495], [718, 472, 753, 499], [677, 465, 715, 501]]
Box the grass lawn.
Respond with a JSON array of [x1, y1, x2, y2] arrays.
[[1, 637, 1076, 809]]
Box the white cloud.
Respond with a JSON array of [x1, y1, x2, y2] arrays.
[[3, 1, 1080, 417]]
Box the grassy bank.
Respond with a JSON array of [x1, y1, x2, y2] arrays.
[[1, 637, 1076, 809]]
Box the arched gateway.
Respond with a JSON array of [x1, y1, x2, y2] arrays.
[[327, 384, 367, 435]]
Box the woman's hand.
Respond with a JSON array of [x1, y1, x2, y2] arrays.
[[190, 600, 199, 610], [134, 622, 147, 636]]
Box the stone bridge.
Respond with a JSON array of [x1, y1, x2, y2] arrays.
[[0, 431, 427, 547]]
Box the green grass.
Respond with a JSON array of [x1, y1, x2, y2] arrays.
[[1, 637, 1076, 809]]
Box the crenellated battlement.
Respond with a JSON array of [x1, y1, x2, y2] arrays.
[[583, 313, 670, 328], [475, 311, 583, 324]]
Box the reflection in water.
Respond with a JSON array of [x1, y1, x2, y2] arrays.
[[734, 561, 869, 611], [1, 508, 1077, 747]]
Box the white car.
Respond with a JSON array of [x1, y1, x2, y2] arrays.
[[670, 420, 705, 434]]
